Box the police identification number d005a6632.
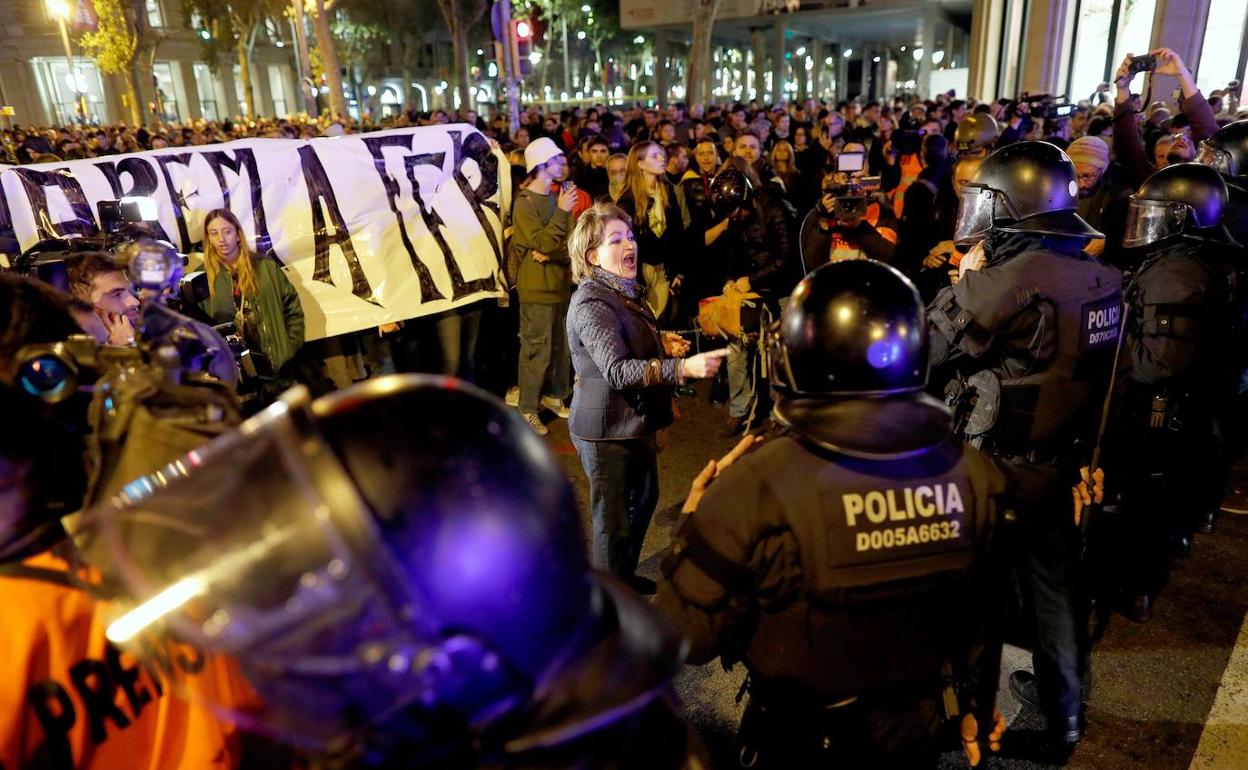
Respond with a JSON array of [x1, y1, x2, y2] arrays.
[[841, 483, 967, 554]]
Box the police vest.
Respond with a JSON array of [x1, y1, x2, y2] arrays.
[[930, 246, 1123, 453], [0, 551, 256, 770], [734, 436, 1002, 698]]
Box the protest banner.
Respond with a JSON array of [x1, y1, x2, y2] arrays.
[[0, 124, 510, 340]]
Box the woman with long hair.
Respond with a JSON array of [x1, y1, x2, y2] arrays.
[[199, 208, 305, 389], [769, 140, 801, 198], [615, 141, 688, 322]]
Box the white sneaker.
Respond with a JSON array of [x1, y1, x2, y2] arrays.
[[505, 385, 520, 407], [522, 412, 549, 435], [541, 395, 571, 419]]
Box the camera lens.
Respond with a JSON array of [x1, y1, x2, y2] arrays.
[[18, 355, 74, 401]]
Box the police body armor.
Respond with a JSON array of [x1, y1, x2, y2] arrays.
[[931, 239, 1122, 457], [1121, 243, 1236, 432], [739, 435, 998, 691]]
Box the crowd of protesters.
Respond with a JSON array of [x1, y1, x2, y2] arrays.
[[6, 48, 1243, 433]]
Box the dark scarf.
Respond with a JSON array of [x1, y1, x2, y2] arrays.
[[590, 265, 644, 301]]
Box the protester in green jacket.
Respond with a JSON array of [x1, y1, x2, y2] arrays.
[[510, 137, 579, 435], [199, 208, 305, 383]]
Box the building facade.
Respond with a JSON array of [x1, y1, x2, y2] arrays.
[[0, 0, 300, 126], [621, 0, 1248, 106]]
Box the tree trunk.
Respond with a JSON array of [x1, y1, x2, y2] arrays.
[[450, 8, 472, 114], [237, 37, 256, 116], [312, 0, 350, 119], [686, 0, 722, 106], [122, 70, 142, 127]]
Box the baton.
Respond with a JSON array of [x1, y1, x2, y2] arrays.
[[1083, 299, 1132, 537]]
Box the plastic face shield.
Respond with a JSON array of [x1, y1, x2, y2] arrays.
[[1198, 143, 1235, 176], [83, 387, 447, 749], [954, 183, 1002, 245], [1123, 197, 1190, 248]]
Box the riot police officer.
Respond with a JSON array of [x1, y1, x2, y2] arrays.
[[927, 140, 1122, 748], [953, 112, 1001, 159], [1107, 163, 1241, 621], [655, 260, 1011, 768], [87, 375, 700, 769], [1196, 119, 1248, 245]]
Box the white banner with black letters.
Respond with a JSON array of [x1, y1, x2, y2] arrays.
[[0, 124, 510, 340]]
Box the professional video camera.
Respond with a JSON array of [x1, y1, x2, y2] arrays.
[[1019, 93, 1077, 122], [822, 151, 882, 220], [16, 233, 243, 511]]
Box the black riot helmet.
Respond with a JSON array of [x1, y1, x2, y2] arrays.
[[1124, 162, 1237, 248], [953, 112, 1000, 157], [88, 375, 682, 762], [954, 140, 1103, 244], [709, 163, 755, 219], [1197, 119, 1248, 177], [768, 260, 951, 459]]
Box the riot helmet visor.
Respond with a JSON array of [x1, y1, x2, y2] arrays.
[[953, 183, 1007, 245], [1198, 142, 1236, 176], [1123, 196, 1190, 248], [79, 386, 501, 750]]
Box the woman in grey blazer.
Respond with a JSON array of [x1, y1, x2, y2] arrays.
[[565, 202, 728, 592]]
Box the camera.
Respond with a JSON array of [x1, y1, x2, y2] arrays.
[[16, 336, 144, 404], [1128, 54, 1157, 75], [1019, 93, 1076, 121]]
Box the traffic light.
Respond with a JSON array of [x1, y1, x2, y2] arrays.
[[512, 18, 533, 77]]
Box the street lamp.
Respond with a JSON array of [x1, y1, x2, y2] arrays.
[[45, 0, 86, 121]]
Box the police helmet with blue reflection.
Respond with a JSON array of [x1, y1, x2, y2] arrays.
[[1125, 162, 1239, 248], [768, 260, 951, 458], [86, 375, 683, 763]]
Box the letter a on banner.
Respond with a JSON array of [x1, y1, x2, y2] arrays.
[[298, 144, 378, 304]]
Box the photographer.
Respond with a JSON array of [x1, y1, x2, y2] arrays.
[[799, 146, 898, 267], [1113, 48, 1219, 189]]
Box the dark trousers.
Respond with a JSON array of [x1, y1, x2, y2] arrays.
[[434, 305, 483, 382], [736, 692, 941, 770], [1116, 425, 1212, 595], [1019, 514, 1085, 726], [1001, 459, 1086, 728], [571, 435, 659, 579], [518, 301, 571, 413]]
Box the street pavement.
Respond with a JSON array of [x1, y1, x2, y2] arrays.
[[538, 382, 1248, 770]]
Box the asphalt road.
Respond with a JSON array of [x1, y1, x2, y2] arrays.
[[537, 382, 1248, 770]]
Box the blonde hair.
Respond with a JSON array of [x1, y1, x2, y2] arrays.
[[202, 208, 258, 299], [568, 202, 633, 283], [769, 140, 796, 175], [623, 141, 668, 222]]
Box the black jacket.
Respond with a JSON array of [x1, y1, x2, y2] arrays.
[[617, 181, 689, 278], [928, 233, 1123, 458], [720, 185, 799, 300], [566, 272, 683, 440]]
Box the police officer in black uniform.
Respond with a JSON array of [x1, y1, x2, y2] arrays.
[[1106, 163, 1241, 621], [1194, 120, 1248, 523], [654, 260, 1012, 768], [1197, 119, 1248, 245], [927, 140, 1123, 748]]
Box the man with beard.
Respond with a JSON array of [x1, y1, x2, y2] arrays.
[[1112, 49, 1218, 190]]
